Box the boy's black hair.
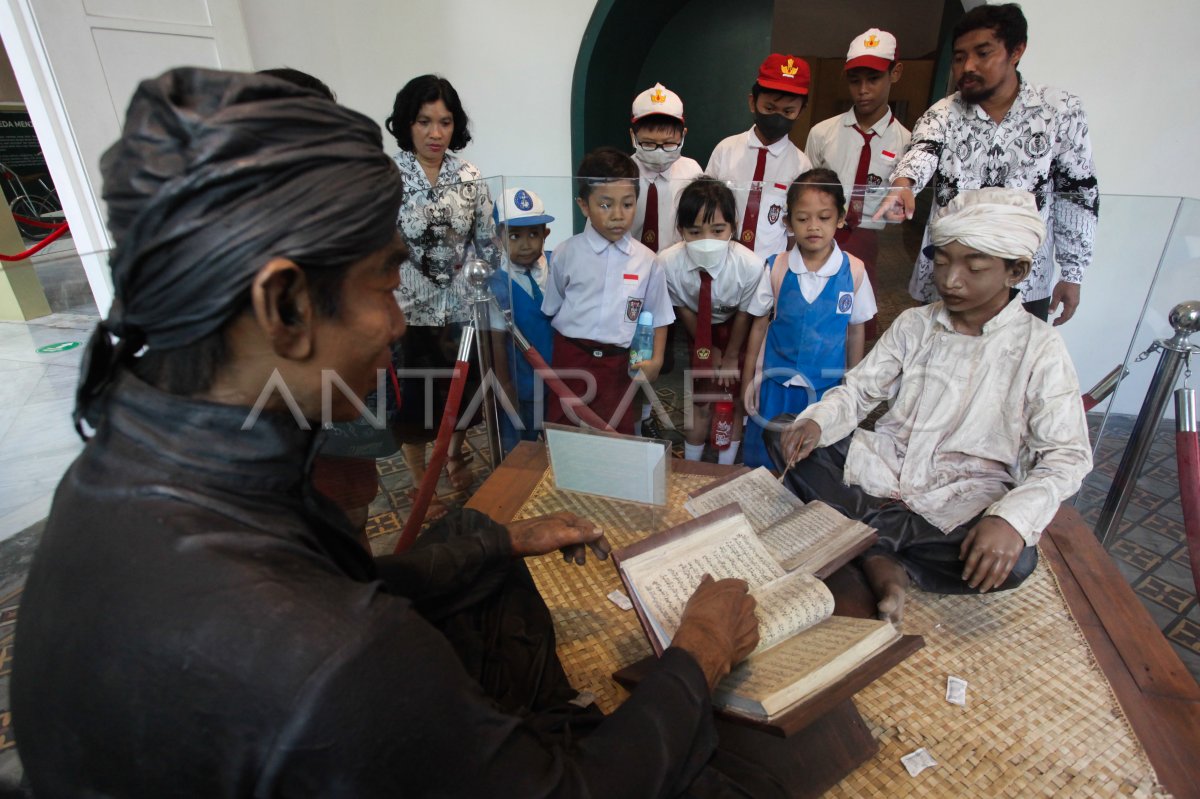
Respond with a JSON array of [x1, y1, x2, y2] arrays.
[[787, 168, 846, 217], [675, 176, 737, 232], [385, 74, 472, 152], [631, 115, 685, 138], [576, 146, 640, 201], [952, 3, 1028, 55], [750, 82, 808, 111], [257, 67, 335, 101]]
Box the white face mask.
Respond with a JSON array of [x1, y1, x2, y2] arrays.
[[685, 237, 728, 271], [631, 133, 684, 172]]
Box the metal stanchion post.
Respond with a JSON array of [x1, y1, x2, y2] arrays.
[[1095, 301, 1200, 546], [463, 257, 502, 470]]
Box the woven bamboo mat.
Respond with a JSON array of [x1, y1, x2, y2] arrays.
[[516, 466, 1171, 798]]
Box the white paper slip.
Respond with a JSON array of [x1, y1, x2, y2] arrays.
[[608, 590, 634, 611], [901, 747, 937, 777], [946, 675, 967, 706]]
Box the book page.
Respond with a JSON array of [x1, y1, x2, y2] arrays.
[[759, 501, 874, 572], [623, 519, 785, 649], [716, 616, 896, 719], [750, 572, 835, 653], [685, 467, 804, 533]]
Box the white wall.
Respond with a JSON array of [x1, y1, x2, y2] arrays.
[[1016, 0, 1200, 416]]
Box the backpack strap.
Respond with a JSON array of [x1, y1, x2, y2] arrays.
[[769, 249, 791, 308], [845, 251, 866, 294]]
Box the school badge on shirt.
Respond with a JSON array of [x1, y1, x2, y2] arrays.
[[837, 291, 854, 314], [626, 298, 644, 321], [767, 204, 782, 225]]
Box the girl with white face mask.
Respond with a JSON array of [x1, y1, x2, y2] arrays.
[[657, 177, 774, 465]]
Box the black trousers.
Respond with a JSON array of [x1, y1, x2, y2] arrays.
[[765, 422, 1037, 594]]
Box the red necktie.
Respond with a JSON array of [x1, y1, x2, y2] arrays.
[[692, 271, 713, 370], [844, 126, 877, 231], [641, 181, 659, 252], [739, 147, 768, 249]]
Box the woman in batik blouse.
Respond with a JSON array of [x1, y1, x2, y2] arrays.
[[385, 75, 493, 519]]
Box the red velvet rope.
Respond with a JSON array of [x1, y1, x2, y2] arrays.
[[1176, 427, 1200, 598], [517, 344, 617, 433], [0, 216, 70, 261]]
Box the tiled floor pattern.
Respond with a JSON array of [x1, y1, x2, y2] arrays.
[[1075, 413, 1200, 678]]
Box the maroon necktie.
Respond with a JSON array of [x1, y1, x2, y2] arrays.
[[641, 182, 659, 252], [739, 147, 768, 249], [844, 126, 877, 231], [692, 271, 713, 370]]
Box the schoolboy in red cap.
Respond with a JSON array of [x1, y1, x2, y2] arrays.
[[706, 53, 813, 259], [806, 29, 911, 339]]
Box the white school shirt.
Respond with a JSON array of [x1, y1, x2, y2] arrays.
[[751, 242, 877, 324], [659, 240, 771, 323], [798, 298, 1093, 545], [805, 109, 911, 231], [632, 155, 704, 251], [706, 128, 811, 259], [541, 222, 675, 347]]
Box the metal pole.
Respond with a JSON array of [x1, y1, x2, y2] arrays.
[[1095, 301, 1200, 546], [463, 257, 502, 470]]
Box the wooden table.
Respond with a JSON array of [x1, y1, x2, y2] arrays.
[[468, 442, 1200, 798]]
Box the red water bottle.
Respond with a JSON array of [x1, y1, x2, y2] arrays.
[[711, 397, 734, 450]]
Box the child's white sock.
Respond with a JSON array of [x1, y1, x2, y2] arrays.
[[684, 442, 705, 461], [717, 441, 741, 466]]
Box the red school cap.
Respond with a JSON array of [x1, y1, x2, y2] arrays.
[[756, 53, 811, 96]]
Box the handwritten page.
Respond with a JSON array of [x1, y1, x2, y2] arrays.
[[622, 516, 785, 649], [684, 467, 804, 532], [546, 425, 668, 505], [750, 572, 835, 653], [759, 501, 873, 572], [716, 616, 896, 718]]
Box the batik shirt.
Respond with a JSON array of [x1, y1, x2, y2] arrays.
[[892, 78, 1099, 302], [393, 149, 495, 325]]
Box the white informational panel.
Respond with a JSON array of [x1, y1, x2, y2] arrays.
[[545, 423, 670, 506]]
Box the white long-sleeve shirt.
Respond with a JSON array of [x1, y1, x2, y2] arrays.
[[797, 298, 1092, 545]]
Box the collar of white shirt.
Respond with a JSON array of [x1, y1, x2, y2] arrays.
[[788, 242, 844, 277], [584, 220, 633, 255], [840, 108, 894, 135], [743, 126, 793, 157], [933, 294, 1027, 334]]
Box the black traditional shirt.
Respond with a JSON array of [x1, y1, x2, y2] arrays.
[[12, 373, 719, 797], [892, 78, 1100, 302]]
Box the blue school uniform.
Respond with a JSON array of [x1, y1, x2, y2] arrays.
[[490, 254, 554, 452], [743, 250, 855, 468]]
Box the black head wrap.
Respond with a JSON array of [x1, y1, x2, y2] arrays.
[[75, 67, 403, 437]]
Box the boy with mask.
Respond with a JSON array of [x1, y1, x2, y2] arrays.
[[707, 53, 813, 259], [630, 82, 703, 254]]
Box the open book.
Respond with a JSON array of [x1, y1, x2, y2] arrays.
[[613, 505, 900, 722], [684, 467, 877, 578]]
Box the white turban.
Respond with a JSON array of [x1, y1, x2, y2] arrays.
[[928, 188, 1046, 261]]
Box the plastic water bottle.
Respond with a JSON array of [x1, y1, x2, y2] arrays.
[[629, 311, 655, 375]]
